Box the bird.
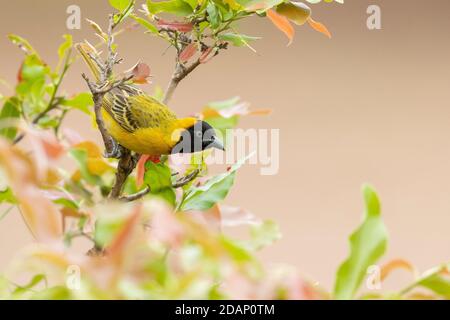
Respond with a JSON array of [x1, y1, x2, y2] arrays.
[[76, 43, 224, 159]]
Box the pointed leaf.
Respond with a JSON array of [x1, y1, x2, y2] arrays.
[[333, 185, 388, 300], [266, 9, 294, 46]]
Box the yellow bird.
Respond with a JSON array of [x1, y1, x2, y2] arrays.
[[76, 43, 224, 158]]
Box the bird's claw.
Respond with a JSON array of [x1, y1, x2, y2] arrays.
[[103, 142, 123, 159]]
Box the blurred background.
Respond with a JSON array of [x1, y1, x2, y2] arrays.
[[0, 0, 449, 291]]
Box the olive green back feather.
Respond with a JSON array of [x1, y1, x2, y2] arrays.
[[103, 85, 177, 133]]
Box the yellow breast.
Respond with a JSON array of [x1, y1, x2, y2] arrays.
[[101, 109, 176, 155]]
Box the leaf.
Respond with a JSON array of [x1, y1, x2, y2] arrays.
[[179, 42, 198, 63], [130, 15, 159, 34], [417, 271, 450, 299], [266, 9, 294, 46], [157, 19, 193, 32], [144, 161, 176, 206], [136, 154, 152, 188], [12, 274, 46, 296], [0, 97, 21, 140], [86, 19, 108, 41], [69, 148, 102, 185], [333, 185, 388, 300], [276, 2, 311, 26], [380, 259, 416, 282], [0, 188, 17, 204], [199, 47, 216, 64], [109, 0, 133, 12], [307, 17, 331, 38], [249, 220, 281, 250], [62, 93, 93, 114], [144, 162, 172, 192], [180, 153, 254, 211], [238, 0, 283, 12], [206, 2, 220, 29], [56, 34, 73, 72], [147, 0, 193, 16], [8, 34, 41, 60], [218, 33, 261, 47], [129, 62, 151, 84], [220, 205, 259, 227]]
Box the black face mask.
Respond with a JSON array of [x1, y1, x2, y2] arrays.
[[171, 120, 225, 154]]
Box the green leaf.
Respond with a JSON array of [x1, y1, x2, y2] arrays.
[[146, 0, 193, 16], [220, 236, 254, 263], [236, 0, 283, 12], [69, 148, 102, 185], [94, 211, 129, 248], [0, 275, 11, 299], [144, 162, 176, 206], [53, 198, 80, 210], [180, 153, 254, 211], [8, 34, 41, 60], [31, 286, 71, 300], [249, 220, 281, 250], [56, 34, 73, 72], [418, 272, 450, 299], [207, 3, 220, 29], [37, 115, 59, 129], [13, 274, 46, 296], [0, 97, 21, 140], [144, 162, 172, 192], [109, 0, 133, 12], [218, 33, 261, 47], [62, 93, 93, 114], [333, 185, 388, 300], [130, 15, 159, 34]]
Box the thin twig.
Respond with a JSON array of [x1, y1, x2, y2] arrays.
[[163, 59, 201, 104], [119, 186, 150, 202], [119, 169, 200, 202]]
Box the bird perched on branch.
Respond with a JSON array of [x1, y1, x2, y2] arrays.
[[76, 43, 224, 159]]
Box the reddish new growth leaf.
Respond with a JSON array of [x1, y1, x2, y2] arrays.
[[128, 62, 151, 84], [17, 62, 24, 83], [267, 9, 295, 46], [136, 154, 161, 188], [199, 47, 215, 64], [136, 154, 151, 188], [157, 19, 193, 32], [179, 42, 198, 64]]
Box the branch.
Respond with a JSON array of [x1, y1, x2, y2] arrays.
[[109, 149, 138, 199], [163, 59, 201, 104], [119, 169, 200, 202], [81, 15, 139, 199]]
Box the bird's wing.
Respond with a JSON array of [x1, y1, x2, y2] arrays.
[[103, 84, 177, 132]]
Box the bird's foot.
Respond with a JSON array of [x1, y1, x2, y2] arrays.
[[103, 141, 123, 159]]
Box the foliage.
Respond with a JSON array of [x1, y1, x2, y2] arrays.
[[0, 0, 448, 300]]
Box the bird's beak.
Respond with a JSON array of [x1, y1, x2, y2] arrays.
[[209, 138, 225, 151]]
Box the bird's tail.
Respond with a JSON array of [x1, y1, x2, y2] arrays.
[[76, 42, 101, 82]]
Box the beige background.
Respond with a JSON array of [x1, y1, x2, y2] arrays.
[[1, 0, 450, 292]]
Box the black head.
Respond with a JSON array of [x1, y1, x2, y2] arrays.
[[171, 120, 225, 154]]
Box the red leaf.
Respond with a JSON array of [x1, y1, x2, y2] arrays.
[[179, 42, 198, 64], [136, 154, 152, 188], [126, 62, 151, 84], [267, 9, 295, 46], [157, 19, 193, 32], [136, 154, 161, 187], [199, 47, 215, 64], [307, 17, 331, 39], [17, 62, 24, 83]]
